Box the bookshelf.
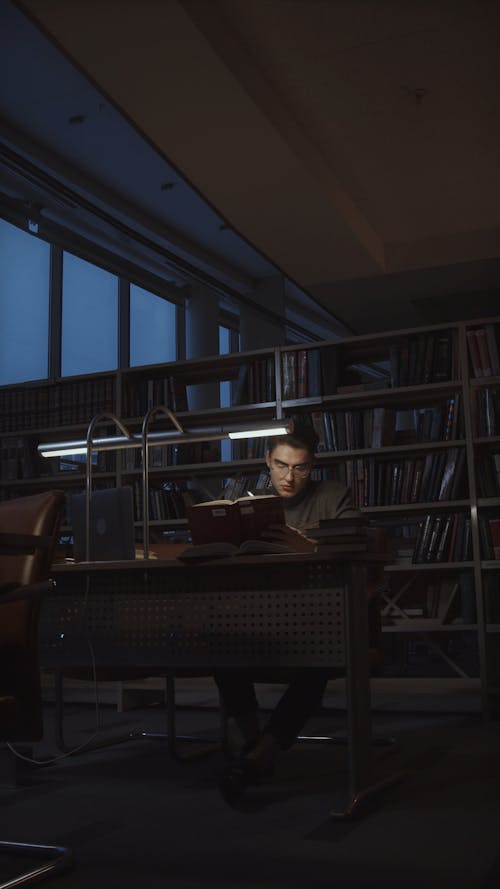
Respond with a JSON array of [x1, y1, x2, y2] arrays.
[[1, 316, 500, 714]]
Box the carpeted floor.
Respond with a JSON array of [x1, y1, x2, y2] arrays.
[[1, 680, 499, 889]]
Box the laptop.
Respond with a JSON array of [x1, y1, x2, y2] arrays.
[[71, 486, 136, 562]]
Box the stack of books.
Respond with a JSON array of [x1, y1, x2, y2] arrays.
[[305, 516, 369, 553]]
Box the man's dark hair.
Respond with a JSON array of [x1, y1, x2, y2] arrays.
[[267, 424, 319, 457]]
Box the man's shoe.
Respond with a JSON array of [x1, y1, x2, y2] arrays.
[[218, 757, 260, 807]]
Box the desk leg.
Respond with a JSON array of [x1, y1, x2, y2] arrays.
[[343, 562, 372, 815], [330, 563, 401, 819]]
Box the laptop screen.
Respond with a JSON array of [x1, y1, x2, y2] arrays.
[[70, 486, 136, 562]]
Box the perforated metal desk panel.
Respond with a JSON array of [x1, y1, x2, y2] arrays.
[[41, 553, 392, 819], [41, 554, 356, 671]]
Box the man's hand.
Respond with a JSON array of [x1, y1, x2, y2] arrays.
[[262, 524, 318, 554]]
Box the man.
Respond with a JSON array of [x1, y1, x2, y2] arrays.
[[264, 425, 356, 537], [215, 425, 357, 806]]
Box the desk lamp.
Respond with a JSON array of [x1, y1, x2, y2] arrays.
[[38, 411, 292, 559]]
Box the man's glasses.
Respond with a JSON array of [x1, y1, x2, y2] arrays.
[[270, 459, 311, 478]]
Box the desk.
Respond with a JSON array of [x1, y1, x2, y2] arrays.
[[41, 551, 390, 817]]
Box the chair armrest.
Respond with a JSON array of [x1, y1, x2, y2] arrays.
[[0, 531, 52, 555], [0, 579, 54, 605]]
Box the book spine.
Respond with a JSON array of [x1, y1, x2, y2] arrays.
[[422, 334, 435, 384], [310, 411, 327, 451], [446, 512, 459, 561], [476, 328, 492, 377], [485, 324, 500, 376], [413, 514, 433, 563], [306, 349, 322, 397], [467, 330, 483, 378], [321, 412, 334, 451], [296, 349, 308, 398], [389, 347, 400, 388], [431, 332, 452, 382], [437, 447, 458, 501], [266, 357, 276, 401], [426, 514, 444, 562], [479, 515, 494, 559], [435, 513, 453, 562], [414, 333, 428, 384], [452, 512, 466, 561], [489, 517, 500, 559], [449, 447, 467, 500], [282, 351, 297, 400]]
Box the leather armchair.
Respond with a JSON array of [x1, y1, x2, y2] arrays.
[[0, 490, 73, 887]]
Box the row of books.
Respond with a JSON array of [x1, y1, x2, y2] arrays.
[[230, 436, 269, 461], [131, 481, 206, 522], [0, 377, 115, 432], [280, 332, 454, 400], [413, 397, 463, 442], [280, 345, 386, 399], [122, 444, 172, 472], [124, 440, 276, 473], [475, 387, 500, 437], [475, 452, 500, 498], [309, 397, 461, 453], [466, 324, 500, 378], [478, 516, 500, 560], [319, 448, 467, 508], [1, 435, 40, 480], [0, 436, 116, 481], [413, 512, 473, 563], [121, 374, 189, 418], [389, 330, 453, 388], [221, 470, 271, 501], [281, 347, 324, 399], [120, 440, 221, 472], [232, 358, 276, 405]]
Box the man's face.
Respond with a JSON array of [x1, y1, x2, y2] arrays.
[[265, 443, 313, 499]]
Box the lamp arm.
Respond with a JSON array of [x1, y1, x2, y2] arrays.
[[85, 413, 133, 562], [141, 405, 185, 560], [141, 405, 184, 438]]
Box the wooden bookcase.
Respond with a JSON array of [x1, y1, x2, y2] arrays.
[[1, 317, 499, 714], [0, 346, 279, 532]]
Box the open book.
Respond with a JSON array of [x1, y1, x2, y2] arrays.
[[187, 494, 285, 546]]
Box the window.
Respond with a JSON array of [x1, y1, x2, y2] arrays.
[[61, 252, 118, 376], [219, 325, 232, 409], [130, 284, 176, 367], [219, 323, 240, 461], [0, 218, 50, 384]]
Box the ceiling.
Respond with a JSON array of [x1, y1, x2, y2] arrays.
[[2, 0, 500, 335]]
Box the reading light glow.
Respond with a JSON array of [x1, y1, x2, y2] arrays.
[[39, 446, 88, 458], [228, 426, 288, 439]]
